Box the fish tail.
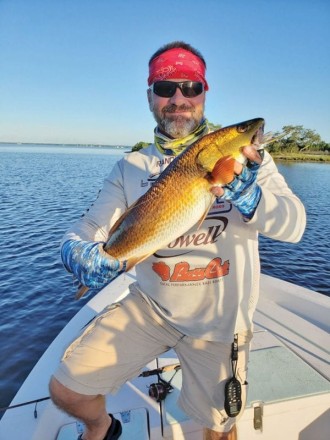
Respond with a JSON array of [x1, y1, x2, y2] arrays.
[[75, 285, 89, 299]]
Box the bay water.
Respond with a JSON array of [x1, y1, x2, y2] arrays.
[[0, 144, 329, 413]]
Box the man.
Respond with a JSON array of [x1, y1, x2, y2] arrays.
[[49, 41, 306, 440]]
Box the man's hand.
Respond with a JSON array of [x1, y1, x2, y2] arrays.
[[61, 240, 124, 289], [210, 146, 263, 220]]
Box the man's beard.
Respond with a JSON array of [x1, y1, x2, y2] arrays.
[[153, 104, 204, 139]]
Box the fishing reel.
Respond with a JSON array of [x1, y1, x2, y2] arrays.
[[148, 377, 174, 402], [140, 363, 181, 403]]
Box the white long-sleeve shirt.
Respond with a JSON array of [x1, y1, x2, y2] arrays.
[[62, 144, 306, 342]]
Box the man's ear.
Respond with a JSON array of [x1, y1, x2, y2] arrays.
[[147, 88, 153, 111]]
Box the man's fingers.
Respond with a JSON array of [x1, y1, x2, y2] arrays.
[[233, 161, 243, 175], [210, 186, 224, 197], [242, 145, 263, 164], [210, 146, 262, 195]]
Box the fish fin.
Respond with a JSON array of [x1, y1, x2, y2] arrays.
[[195, 156, 235, 230], [75, 285, 89, 300], [196, 195, 216, 229], [211, 156, 236, 185], [107, 200, 140, 238], [125, 254, 152, 271]]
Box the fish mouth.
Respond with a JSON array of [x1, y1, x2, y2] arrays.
[[251, 123, 265, 148]]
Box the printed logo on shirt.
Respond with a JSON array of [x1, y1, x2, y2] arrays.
[[156, 157, 175, 167], [210, 197, 232, 214], [154, 215, 228, 259], [152, 258, 230, 283], [151, 213, 230, 284], [141, 156, 175, 188], [140, 173, 161, 187]]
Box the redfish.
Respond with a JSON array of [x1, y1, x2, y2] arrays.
[[77, 118, 264, 298]]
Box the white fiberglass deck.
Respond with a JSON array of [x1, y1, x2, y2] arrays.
[[0, 272, 329, 439]]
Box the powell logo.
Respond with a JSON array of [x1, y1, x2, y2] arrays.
[[154, 218, 228, 259], [152, 258, 230, 282], [168, 224, 224, 249]]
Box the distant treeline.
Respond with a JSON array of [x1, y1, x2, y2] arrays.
[[267, 125, 329, 154]]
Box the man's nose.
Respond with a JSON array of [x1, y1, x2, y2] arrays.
[[168, 86, 186, 104]]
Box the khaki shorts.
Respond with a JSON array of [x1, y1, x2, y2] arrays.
[[54, 284, 252, 432]]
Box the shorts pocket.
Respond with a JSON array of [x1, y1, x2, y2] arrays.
[[61, 303, 121, 360]]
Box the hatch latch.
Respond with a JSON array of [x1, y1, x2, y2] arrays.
[[253, 403, 263, 431]]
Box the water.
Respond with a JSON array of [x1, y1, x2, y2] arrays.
[[0, 145, 329, 413], [259, 161, 330, 293]]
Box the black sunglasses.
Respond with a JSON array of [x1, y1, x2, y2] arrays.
[[151, 81, 204, 98]]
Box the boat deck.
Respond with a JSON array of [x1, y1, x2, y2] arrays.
[[157, 329, 330, 439], [0, 272, 329, 439]]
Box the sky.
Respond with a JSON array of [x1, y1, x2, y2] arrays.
[[0, 0, 329, 146]]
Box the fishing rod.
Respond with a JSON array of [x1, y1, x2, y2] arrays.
[[139, 363, 182, 402], [1, 364, 182, 415], [0, 396, 51, 418], [138, 362, 181, 377]]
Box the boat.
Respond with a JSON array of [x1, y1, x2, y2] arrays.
[[0, 271, 329, 439]]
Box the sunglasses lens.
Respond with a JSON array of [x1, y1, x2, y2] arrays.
[[153, 82, 177, 97], [182, 82, 204, 97], [153, 81, 203, 98]]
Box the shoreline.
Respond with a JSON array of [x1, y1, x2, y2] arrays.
[[272, 153, 330, 163], [1, 142, 329, 163]]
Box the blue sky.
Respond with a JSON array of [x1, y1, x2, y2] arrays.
[[0, 0, 329, 145]]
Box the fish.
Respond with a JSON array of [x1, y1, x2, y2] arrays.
[[76, 118, 265, 299]]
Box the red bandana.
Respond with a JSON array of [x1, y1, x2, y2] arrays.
[[148, 48, 209, 90]]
